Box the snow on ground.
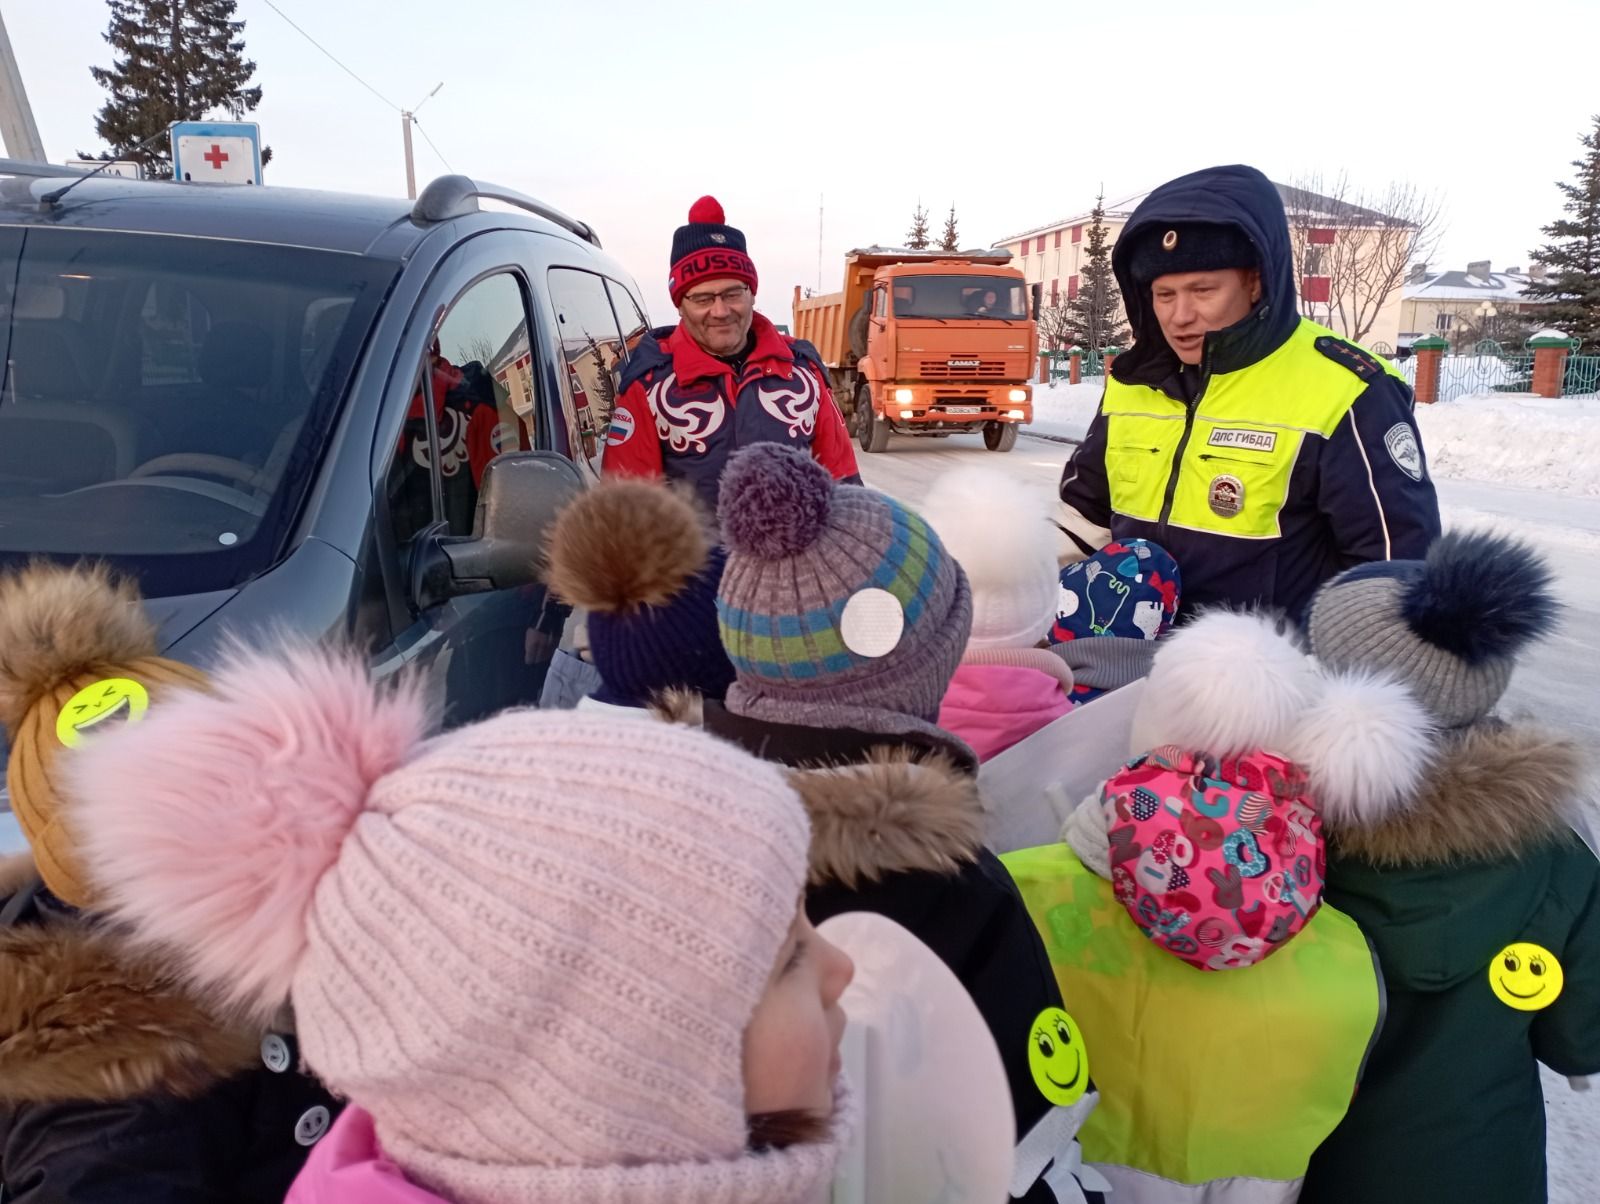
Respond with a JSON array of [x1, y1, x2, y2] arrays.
[[1416, 392, 1600, 498], [1029, 378, 1104, 441]]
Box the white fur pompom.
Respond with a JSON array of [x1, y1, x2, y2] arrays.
[[1289, 671, 1435, 828], [1129, 609, 1317, 757]]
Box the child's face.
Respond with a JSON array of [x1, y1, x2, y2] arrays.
[[743, 906, 854, 1116]]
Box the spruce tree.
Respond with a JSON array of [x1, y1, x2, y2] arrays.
[[1064, 192, 1130, 352], [1524, 115, 1600, 348], [906, 202, 931, 250], [939, 204, 960, 252], [88, 0, 267, 178]]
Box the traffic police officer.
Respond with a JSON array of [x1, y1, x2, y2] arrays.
[[1056, 164, 1441, 618]]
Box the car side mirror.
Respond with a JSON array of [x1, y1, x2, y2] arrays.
[[1030, 282, 1043, 321], [412, 452, 584, 610]]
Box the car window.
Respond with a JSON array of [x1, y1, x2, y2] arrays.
[[606, 278, 649, 353], [385, 271, 536, 545], [548, 268, 627, 473], [0, 227, 395, 599]]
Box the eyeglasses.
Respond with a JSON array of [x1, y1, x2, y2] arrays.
[[681, 284, 751, 311]]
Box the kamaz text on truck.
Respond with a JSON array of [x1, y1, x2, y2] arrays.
[[793, 246, 1040, 454]]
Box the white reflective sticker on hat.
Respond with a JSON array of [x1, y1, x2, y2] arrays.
[[1384, 422, 1424, 482], [840, 588, 905, 657]]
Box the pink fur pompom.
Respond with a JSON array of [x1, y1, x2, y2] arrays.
[[68, 643, 431, 1022]]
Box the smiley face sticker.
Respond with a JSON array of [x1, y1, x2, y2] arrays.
[[56, 678, 150, 748], [1027, 1007, 1089, 1107], [1489, 942, 1564, 1011]]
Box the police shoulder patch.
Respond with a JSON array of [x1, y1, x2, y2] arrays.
[[1314, 335, 1383, 381]]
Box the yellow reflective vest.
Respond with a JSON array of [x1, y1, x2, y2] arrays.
[[1061, 319, 1440, 617]]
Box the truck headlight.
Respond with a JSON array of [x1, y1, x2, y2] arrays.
[[900, 410, 915, 419], [1008, 388, 1028, 403], [894, 388, 915, 404], [1006, 409, 1026, 419]]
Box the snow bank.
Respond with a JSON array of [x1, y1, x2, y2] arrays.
[[1416, 393, 1600, 498], [1028, 378, 1104, 441]]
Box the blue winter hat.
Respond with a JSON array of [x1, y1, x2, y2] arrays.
[[545, 480, 736, 708], [1052, 540, 1181, 645]]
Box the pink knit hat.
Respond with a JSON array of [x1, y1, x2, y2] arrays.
[[67, 645, 840, 1204]]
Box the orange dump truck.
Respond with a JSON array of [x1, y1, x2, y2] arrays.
[[793, 246, 1040, 453]]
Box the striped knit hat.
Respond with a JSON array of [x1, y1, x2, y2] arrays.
[[715, 443, 972, 743]]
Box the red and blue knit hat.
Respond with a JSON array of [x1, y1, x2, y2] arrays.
[[669, 196, 759, 306], [715, 444, 971, 744]]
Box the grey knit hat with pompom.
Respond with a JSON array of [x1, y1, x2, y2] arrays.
[[714, 443, 971, 742]]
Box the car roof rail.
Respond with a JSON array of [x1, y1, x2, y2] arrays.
[[0, 158, 89, 179], [413, 174, 601, 247]]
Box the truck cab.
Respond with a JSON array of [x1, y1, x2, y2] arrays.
[[795, 247, 1039, 454]]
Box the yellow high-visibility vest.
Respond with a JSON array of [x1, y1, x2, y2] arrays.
[[1002, 842, 1382, 1195], [1102, 318, 1404, 540]]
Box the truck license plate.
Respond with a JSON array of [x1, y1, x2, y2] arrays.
[[944, 406, 981, 415]]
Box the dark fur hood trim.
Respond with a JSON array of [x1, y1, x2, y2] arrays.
[[1331, 722, 1584, 867], [648, 687, 705, 727], [787, 750, 986, 889], [0, 896, 258, 1104]]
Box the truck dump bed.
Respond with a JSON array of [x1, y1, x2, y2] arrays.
[[794, 246, 1015, 368]]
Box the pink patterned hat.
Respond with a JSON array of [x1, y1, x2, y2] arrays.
[[1102, 747, 1325, 971]]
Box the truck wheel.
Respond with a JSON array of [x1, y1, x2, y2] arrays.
[[983, 421, 1017, 453], [859, 393, 890, 454]]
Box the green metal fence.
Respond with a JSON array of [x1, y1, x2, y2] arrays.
[[1044, 349, 1107, 381]]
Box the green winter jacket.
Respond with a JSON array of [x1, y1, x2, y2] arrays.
[[1301, 722, 1600, 1204]]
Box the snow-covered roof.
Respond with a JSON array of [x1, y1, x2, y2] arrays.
[[998, 182, 1400, 245], [1403, 268, 1540, 304]]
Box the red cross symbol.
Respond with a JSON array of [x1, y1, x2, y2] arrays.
[[202, 144, 230, 170]]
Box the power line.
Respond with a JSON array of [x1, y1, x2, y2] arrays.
[[411, 117, 453, 173], [261, 0, 398, 113]]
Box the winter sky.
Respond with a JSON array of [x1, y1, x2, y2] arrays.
[[9, 0, 1599, 323]]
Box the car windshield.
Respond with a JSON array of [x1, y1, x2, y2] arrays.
[[892, 274, 1028, 320], [0, 226, 395, 597]]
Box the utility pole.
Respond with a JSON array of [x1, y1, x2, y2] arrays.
[[401, 111, 415, 198], [0, 6, 47, 162], [401, 81, 443, 199]]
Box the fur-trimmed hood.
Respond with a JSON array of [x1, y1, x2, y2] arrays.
[[786, 751, 986, 889], [1329, 721, 1584, 867], [0, 860, 257, 1105]]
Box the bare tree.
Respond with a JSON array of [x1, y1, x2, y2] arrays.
[[1287, 173, 1445, 344], [1038, 298, 1074, 352], [459, 335, 499, 366]]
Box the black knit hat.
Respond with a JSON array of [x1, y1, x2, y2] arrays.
[[668, 196, 758, 305], [1124, 221, 1258, 286]]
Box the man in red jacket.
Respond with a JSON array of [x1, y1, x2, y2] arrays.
[[602, 196, 858, 510]]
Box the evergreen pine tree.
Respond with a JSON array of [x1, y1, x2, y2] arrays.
[[939, 204, 960, 252], [1524, 115, 1600, 348], [88, 0, 268, 178], [1064, 192, 1130, 352], [906, 202, 931, 250]]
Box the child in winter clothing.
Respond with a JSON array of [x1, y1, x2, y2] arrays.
[[1050, 539, 1181, 706], [921, 465, 1076, 761], [1299, 530, 1600, 1204], [1016, 606, 1433, 1201], [544, 477, 734, 718], [67, 640, 854, 1204], [0, 563, 340, 1204], [708, 443, 1096, 1204]]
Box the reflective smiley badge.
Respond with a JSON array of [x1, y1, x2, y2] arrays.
[[1027, 1007, 1089, 1107], [1489, 942, 1564, 1012], [56, 678, 150, 748]]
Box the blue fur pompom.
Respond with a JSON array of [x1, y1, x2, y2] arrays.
[[1401, 530, 1558, 664]]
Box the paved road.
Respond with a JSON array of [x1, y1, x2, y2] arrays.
[[858, 429, 1600, 1202]]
